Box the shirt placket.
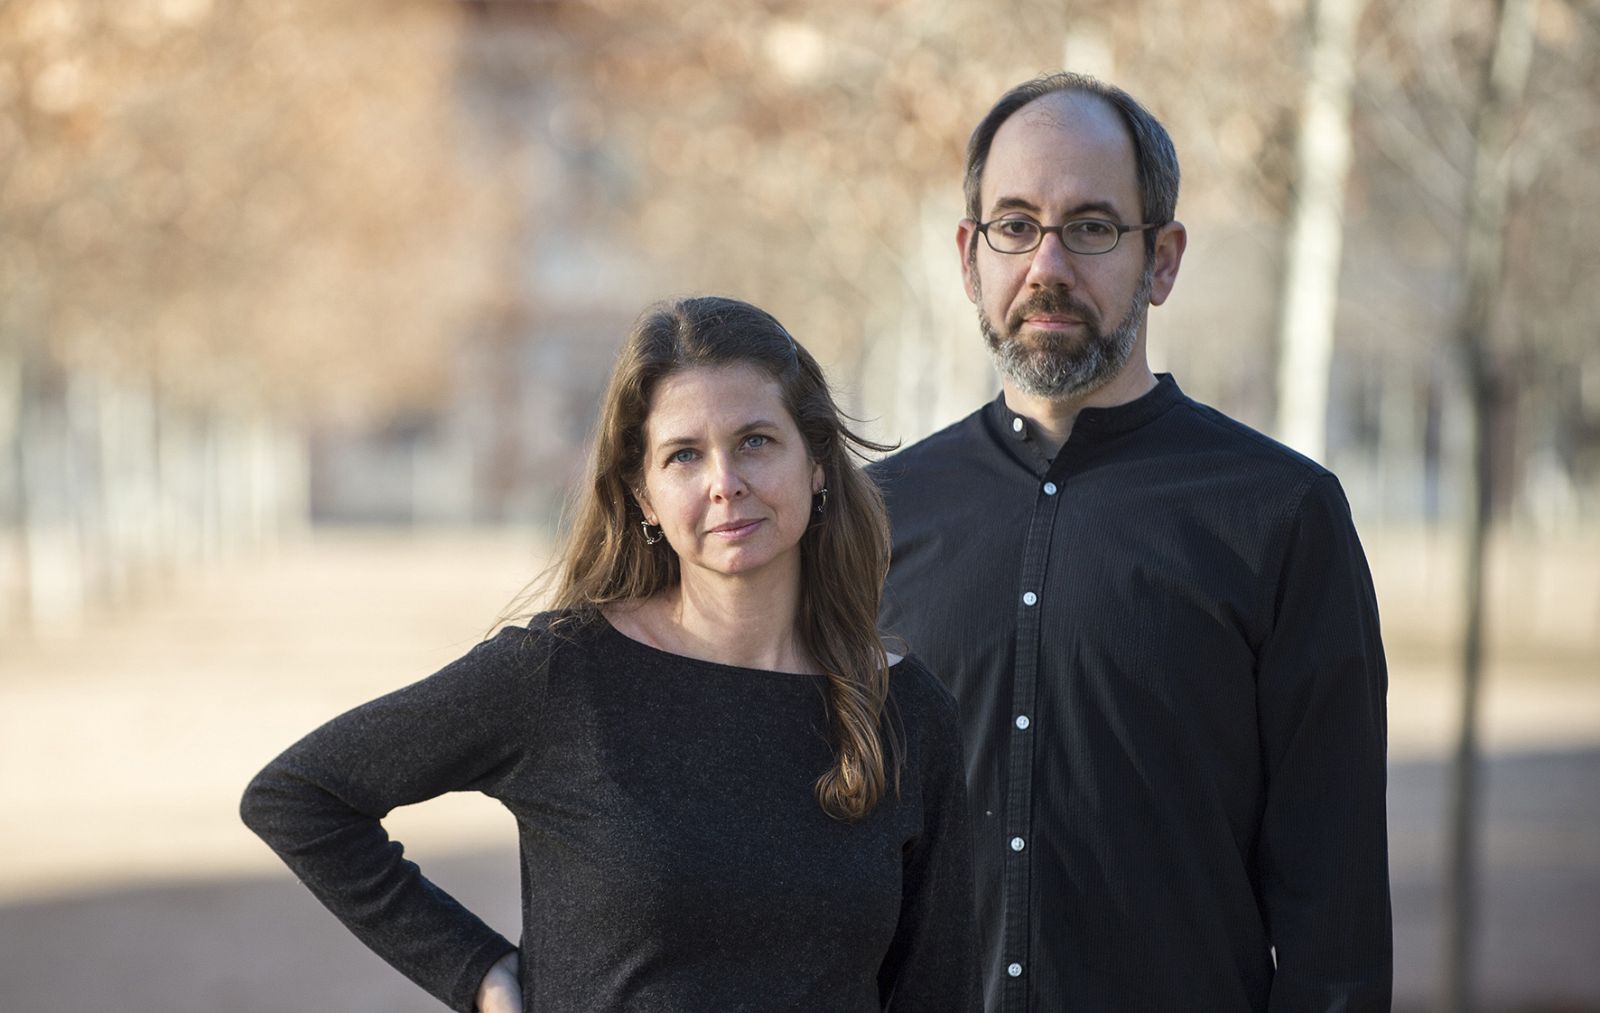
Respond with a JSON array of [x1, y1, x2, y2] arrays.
[[1002, 469, 1064, 1012]]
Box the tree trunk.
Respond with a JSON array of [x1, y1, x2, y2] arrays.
[[1439, 0, 1541, 1009], [18, 361, 86, 636], [1273, 0, 1365, 462], [101, 376, 163, 606], [0, 345, 24, 633]]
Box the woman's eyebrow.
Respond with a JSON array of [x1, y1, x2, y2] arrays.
[[735, 419, 783, 435], [652, 418, 783, 450]]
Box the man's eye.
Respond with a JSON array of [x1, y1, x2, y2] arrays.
[[995, 219, 1039, 237], [1068, 219, 1116, 237]]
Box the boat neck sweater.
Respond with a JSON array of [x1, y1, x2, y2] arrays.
[[240, 612, 980, 1012]]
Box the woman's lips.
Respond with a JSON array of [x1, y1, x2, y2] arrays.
[[708, 519, 762, 538]]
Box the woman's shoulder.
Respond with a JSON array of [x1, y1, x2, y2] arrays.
[[886, 654, 966, 789], [478, 608, 608, 667], [887, 653, 961, 726]]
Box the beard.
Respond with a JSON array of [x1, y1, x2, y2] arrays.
[[976, 258, 1155, 401]]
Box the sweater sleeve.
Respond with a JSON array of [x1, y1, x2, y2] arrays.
[[1255, 475, 1393, 1010], [239, 625, 545, 1012], [877, 663, 982, 1012]]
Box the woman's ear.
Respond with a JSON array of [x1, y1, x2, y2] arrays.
[[811, 461, 825, 495], [633, 486, 657, 526]]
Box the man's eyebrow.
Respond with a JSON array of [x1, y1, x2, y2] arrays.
[[987, 196, 1129, 221], [1064, 200, 1125, 220], [988, 196, 1042, 216]]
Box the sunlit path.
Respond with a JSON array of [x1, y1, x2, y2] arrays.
[[0, 530, 547, 904], [1, 529, 1596, 1010]]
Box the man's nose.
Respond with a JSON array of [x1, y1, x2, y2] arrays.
[[1024, 231, 1078, 289]]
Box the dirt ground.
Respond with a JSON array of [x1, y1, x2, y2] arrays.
[[1, 528, 1596, 1011]]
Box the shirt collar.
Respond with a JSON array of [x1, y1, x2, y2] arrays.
[[985, 373, 1185, 463]]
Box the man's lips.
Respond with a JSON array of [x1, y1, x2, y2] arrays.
[[1024, 314, 1084, 327]]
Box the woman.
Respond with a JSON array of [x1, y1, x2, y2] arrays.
[[241, 296, 979, 1012]]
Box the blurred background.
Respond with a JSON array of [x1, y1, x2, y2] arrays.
[[1, 0, 1596, 1009]]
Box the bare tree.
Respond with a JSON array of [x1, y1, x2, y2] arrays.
[[0, 0, 490, 633], [1274, 0, 1367, 462], [1439, 0, 1542, 1007]]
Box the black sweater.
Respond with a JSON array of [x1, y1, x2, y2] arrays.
[[241, 612, 981, 1012]]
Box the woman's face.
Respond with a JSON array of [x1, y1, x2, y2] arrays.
[[636, 364, 823, 584]]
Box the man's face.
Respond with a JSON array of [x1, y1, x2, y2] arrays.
[[959, 92, 1173, 402], [973, 244, 1154, 402]]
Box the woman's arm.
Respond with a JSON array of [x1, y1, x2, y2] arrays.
[[876, 664, 982, 1012], [241, 626, 544, 1012]]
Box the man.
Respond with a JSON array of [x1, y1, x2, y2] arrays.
[[870, 73, 1391, 1011]]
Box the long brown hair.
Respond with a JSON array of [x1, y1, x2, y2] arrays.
[[534, 296, 900, 821]]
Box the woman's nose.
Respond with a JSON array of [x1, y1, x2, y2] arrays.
[[707, 455, 748, 500]]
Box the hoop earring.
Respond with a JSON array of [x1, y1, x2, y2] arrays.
[[812, 487, 829, 516], [640, 520, 664, 544]]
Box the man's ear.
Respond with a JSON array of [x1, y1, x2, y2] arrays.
[[1148, 220, 1188, 307], [956, 219, 980, 304]]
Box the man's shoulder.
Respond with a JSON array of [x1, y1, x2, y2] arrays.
[[1167, 394, 1334, 485], [1158, 394, 1363, 538], [867, 404, 992, 489]]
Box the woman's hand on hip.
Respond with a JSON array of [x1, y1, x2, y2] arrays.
[[475, 950, 520, 1013]]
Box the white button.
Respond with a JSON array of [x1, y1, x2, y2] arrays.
[[1043, 482, 1057, 495], [1022, 591, 1038, 606], [1010, 836, 1025, 851], [1011, 417, 1024, 433], [1007, 962, 1023, 978], [1015, 715, 1030, 730]]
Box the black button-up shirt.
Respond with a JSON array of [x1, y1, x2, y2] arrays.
[[870, 376, 1391, 1011]]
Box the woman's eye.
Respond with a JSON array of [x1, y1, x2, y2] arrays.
[[668, 448, 697, 464], [744, 434, 771, 449]]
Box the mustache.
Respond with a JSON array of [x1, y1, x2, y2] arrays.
[[1007, 289, 1100, 330]]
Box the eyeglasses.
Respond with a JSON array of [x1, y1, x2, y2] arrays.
[[972, 216, 1164, 256]]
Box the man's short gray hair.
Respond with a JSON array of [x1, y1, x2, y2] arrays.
[[962, 72, 1181, 257]]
